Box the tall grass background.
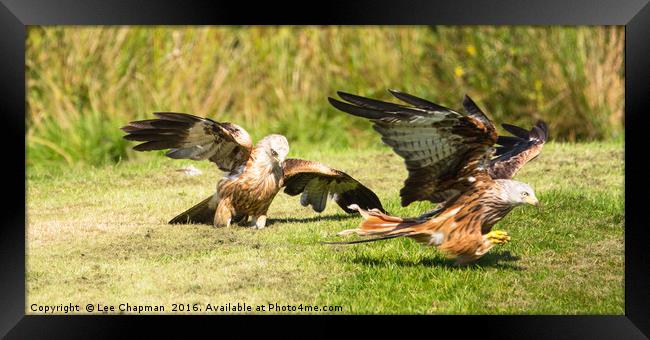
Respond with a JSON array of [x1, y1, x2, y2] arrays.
[[26, 26, 624, 166]]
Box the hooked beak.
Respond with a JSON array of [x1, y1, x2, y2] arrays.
[[523, 196, 540, 208]]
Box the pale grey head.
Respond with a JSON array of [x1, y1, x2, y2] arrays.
[[256, 134, 290, 164], [494, 179, 539, 207]]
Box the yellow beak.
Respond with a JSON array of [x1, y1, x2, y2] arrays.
[[524, 196, 540, 207]]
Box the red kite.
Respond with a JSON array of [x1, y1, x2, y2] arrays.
[[328, 90, 548, 264], [122, 112, 384, 229]]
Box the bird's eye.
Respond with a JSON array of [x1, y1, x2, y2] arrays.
[[522, 192, 529, 197], [271, 150, 278, 157]]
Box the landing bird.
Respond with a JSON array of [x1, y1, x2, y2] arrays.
[[122, 112, 384, 229], [327, 90, 548, 264]]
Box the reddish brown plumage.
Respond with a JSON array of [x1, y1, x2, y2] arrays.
[[122, 112, 384, 228], [214, 147, 285, 224], [329, 90, 546, 264], [341, 175, 516, 264]]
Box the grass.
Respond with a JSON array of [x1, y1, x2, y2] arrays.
[[26, 141, 624, 314], [27, 26, 624, 166]]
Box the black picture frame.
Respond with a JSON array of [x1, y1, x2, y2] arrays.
[[3, 0, 648, 338]]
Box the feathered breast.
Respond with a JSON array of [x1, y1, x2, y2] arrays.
[[218, 149, 283, 214]]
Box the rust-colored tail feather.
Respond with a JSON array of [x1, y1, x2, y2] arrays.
[[327, 204, 427, 244]]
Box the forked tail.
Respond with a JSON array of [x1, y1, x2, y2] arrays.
[[323, 204, 427, 244]]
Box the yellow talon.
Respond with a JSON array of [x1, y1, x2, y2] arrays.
[[486, 230, 511, 245]]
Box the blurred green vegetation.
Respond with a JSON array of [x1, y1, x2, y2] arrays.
[[26, 26, 624, 166]]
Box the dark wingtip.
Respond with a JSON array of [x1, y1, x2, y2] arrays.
[[387, 89, 451, 111], [327, 96, 352, 112], [501, 120, 549, 142], [131, 142, 153, 152], [327, 96, 341, 106], [462, 95, 492, 123], [535, 120, 549, 141], [462, 93, 478, 107], [386, 88, 404, 101], [327, 95, 386, 120], [462, 94, 477, 109], [501, 123, 530, 139], [168, 216, 184, 224], [336, 91, 376, 106], [337, 187, 387, 214], [152, 112, 204, 124], [336, 91, 355, 100]]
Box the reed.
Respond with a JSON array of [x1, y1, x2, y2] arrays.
[[26, 26, 624, 166]]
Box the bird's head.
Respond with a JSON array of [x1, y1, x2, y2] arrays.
[[499, 180, 540, 208], [258, 134, 289, 164]]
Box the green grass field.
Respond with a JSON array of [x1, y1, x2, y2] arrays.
[[26, 141, 623, 314]]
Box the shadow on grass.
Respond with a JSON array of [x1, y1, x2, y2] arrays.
[[169, 213, 357, 228], [267, 213, 358, 226], [348, 250, 524, 270]]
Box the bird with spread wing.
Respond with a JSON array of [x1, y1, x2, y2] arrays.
[[327, 90, 548, 264], [122, 112, 384, 229]]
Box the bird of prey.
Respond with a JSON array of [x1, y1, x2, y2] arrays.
[[121, 112, 384, 229], [327, 90, 548, 264]]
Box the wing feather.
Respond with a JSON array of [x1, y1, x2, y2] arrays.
[[282, 159, 385, 214], [489, 120, 549, 179], [122, 112, 253, 172], [387, 89, 451, 111], [329, 90, 497, 207]]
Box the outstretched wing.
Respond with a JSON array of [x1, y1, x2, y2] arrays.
[[329, 90, 497, 207], [122, 112, 253, 172], [489, 121, 548, 179], [282, 159, 385, 214]]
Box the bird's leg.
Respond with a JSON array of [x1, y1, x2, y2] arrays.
[[452, 231, 510, 266], [213, 212, 232, 228], [485, 230, 511, 245], [214, 200, 233, 228], [252, 215, 267, 229]]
